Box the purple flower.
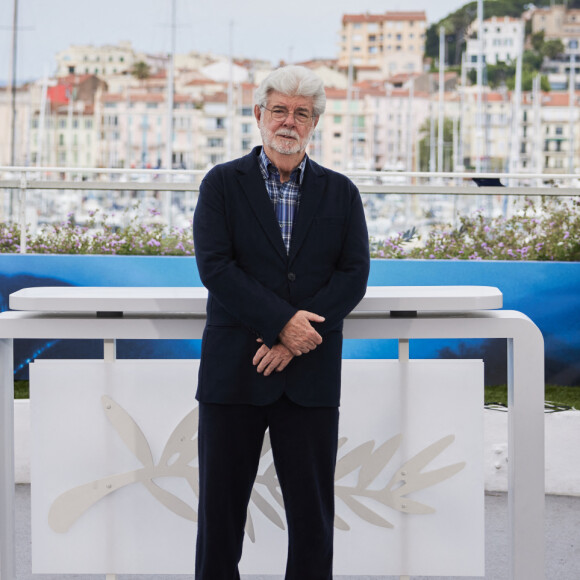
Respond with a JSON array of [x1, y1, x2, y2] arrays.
[[147, 239, 161, 247]]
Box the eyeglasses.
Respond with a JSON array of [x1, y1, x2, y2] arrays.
[[261, 105, 315, 125]]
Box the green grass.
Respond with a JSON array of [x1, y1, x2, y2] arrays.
[[13, 381, 580, 409], [14, 381, 30, 399], [485, 385, 579, 410]]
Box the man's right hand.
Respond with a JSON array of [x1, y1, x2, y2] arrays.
[[279, 310, 325, 356]]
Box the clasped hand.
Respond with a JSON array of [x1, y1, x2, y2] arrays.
[[253, 310, 324, 375]]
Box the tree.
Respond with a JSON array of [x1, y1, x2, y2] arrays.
[[507, 71, 550, 91], [131, 61, 151, 81], [542, 39, 565, 60], [417, 118, 456, 172], [486, 61, 515, 88], [531, 31, 545, 53], [523, 50, 543, 72]]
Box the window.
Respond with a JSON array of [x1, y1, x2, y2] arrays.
[[208, 137, 224, 147], [241, 123, 252, 134], [555, 126, 563, 135], [369, 35, 376, 42], [241, 107, 252, 116], [333, 115, 342, 123], [216, 118, 225, 129], [241, 139, 251, 151]]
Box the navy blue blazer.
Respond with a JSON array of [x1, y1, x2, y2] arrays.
[[193, 146, 370, 407]]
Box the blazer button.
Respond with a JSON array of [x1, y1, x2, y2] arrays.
[[287, 272, 296, 282]]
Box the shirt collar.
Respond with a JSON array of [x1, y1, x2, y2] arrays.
[[258, 147, 307, 186]]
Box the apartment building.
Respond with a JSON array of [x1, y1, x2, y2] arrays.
[[459, 88, 513, 171], [532, 5, 580, 57], [338, 11, 427, 77], [55, 41, 139, 77], [314, 87, 372, 171], [531, 91, 579, 173], [465, 16, 525, 70], [0, 85, 33, 166]]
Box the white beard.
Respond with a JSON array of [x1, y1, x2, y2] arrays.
[[259, 118, 315, 156]]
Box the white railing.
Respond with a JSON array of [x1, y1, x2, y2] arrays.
[[1, 166, 579, 254]]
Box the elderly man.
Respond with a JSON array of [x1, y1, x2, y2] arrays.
[[193, 65, 370, 579]]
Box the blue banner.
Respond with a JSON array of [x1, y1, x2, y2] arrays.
[[1, 255, 578, 386]]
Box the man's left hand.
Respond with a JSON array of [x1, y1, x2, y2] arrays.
[[253, 341, 294, 376]]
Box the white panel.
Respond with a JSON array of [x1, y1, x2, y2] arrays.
[[31, 360, 199, 574], [31, 359, 484, 576]]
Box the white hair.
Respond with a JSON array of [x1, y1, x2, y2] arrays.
[[255, 65, 326, 117]]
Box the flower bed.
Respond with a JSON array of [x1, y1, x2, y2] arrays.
[[0, 197, 578, 260], [371, 197, 580, 261]]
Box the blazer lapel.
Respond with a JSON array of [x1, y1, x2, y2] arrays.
[[236, 148, 287, 261], [288, 157, 326, 263]]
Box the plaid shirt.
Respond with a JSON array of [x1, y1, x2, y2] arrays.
[[258, 147, 306, 254]]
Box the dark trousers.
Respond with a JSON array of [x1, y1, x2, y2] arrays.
[[195, 394, 339, 580]]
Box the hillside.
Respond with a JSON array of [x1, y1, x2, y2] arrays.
[[425, 0, 580, 65]]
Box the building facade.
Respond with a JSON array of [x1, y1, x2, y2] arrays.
[[338, 11, 427, 77], [532, 5, 580, 58], [465, 16, 525, 70], [55, 41, 139, 77]]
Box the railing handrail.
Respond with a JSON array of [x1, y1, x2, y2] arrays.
[[1, 165, 580, 181]]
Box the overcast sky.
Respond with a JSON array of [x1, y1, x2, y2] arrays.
[[1, 0, 468, 83]]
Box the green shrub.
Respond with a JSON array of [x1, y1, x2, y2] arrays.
[[371, 197, 580, 261]]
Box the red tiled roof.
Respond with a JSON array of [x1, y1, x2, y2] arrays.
[[101, 94, 125, 103], [185, 78, 218, 86], [57, 73, 94, 85], [128, 94, 165, 103], [47, 85, 69, 105], [384, 11, 426, 21], [541, 92, 574, 106], [343, 11, 426, 24], [484, 16, 522, 23], [343, 14, 386, 24], [204, 92, 228, 103], [386, 72, 421, 83], [325, 88, 347, 99]]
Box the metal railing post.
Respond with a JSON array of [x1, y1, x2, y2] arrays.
[[18, 171, 27, 254]]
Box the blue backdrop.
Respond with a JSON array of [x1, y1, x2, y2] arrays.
[[1, 255, 578, 386]]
